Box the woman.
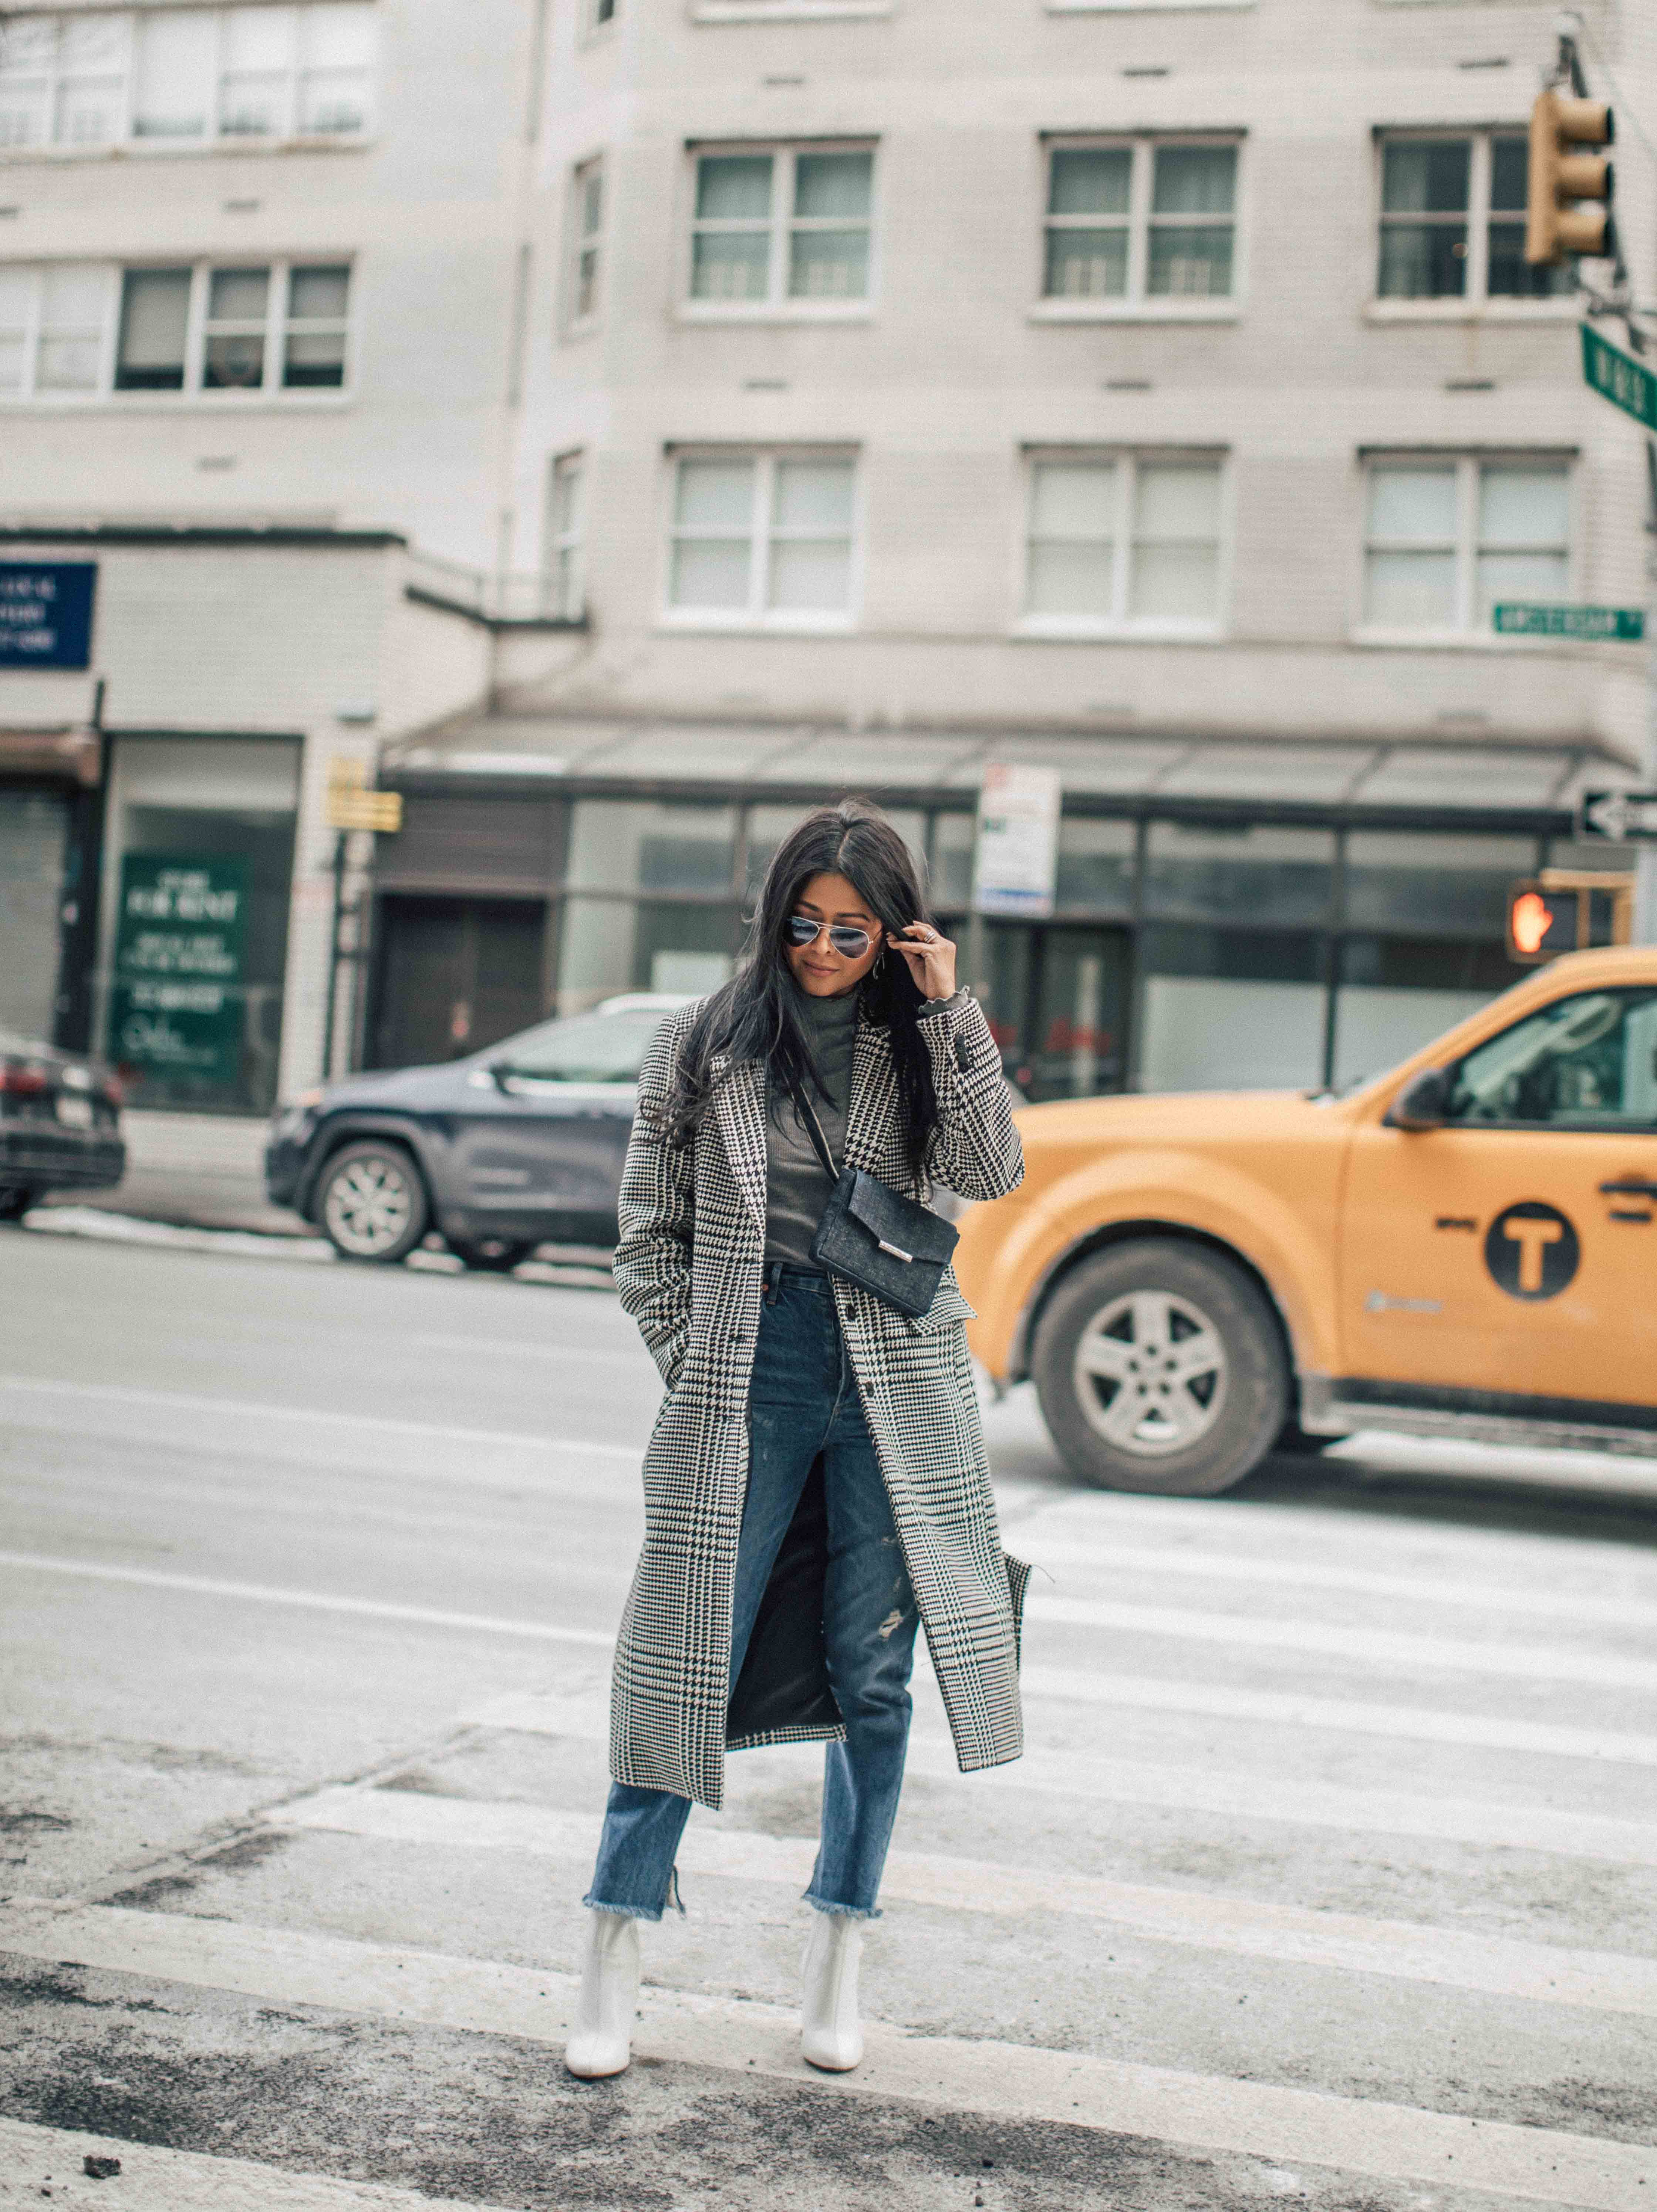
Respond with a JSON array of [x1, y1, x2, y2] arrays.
[[566, 798, 1028, 2080]]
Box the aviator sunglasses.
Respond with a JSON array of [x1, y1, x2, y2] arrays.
[[787, 913, 877, 959]]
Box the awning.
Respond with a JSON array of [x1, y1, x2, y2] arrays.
[[0, 729, 102, 786]]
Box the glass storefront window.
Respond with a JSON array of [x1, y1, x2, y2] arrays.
[[556, 896, 740, 1013], [1138, 925, 1326, 1092], [930, 811, 974, 908], [743, 804, 926, 900], [1332, 934, 1523, 1092], [1055, 816, 1135, 912], [566, 800, 736, 895], [0, 789, 70, 1045], [1342, 833, 1537, 936], [1144, 822, 1334, 924], [1029, 928, 1130, 1099]]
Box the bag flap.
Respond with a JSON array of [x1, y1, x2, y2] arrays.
[[844, 1170, 959, 1265]]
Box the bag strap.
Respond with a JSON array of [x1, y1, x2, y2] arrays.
[[785, 1077, 841, 1182]]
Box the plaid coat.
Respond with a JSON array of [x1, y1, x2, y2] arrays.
[[609, 990, 1030, 1810]]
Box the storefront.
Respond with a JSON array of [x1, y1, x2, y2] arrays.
[[372, 717, 1640, 1099], [0, 731, 102, 1052]]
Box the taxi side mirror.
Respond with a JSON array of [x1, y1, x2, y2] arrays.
[[1385, 1066, 1453, 1131]]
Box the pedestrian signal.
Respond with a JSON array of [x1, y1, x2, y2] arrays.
[[1506, 882, 1577, 963], [1526, 89, 1614, 265]]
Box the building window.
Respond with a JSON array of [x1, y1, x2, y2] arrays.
[[1024, 454, 1225, 630], [666, 451, 857, 625], [549, 452, 584, 619], [1042, 139, 1238, 307], [1376, 132, 1573, 304], [569, 159, 603, 325], [0, 6, 375, 153], [1361, 457, 1569, 632], [0, 260, 349, 401], [592, 0, 618, 24], [688, 146, 874, 310]]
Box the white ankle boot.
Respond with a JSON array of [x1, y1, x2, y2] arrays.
[[564, 1909, 641, 2078], [800, 1912, 864, 2071]]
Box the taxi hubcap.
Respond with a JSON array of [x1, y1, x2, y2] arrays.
[[1073, 1290, 1227, 1456], [324, 1156, 413, 1256]]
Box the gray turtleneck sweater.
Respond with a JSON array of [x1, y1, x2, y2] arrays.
[[764, 986, 860, 1269]]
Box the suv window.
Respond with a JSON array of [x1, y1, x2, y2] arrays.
[[496, 1009, 668, 1083], [1445, 987, 1657, 1129]]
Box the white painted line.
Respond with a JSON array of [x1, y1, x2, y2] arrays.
[[0, 1551, 614, 1648], [1029, 1595, 1657, 1692], [0, 2116, 479, 2212], [469, 1689, 1657, 1866], [1, 1907, 1648, 2209], [271, 1782, 1657, 2017], [1030, 1540, 1657, 1634], [0, 1376, 642, 1464], [1021, 1664, 1657, 1768]]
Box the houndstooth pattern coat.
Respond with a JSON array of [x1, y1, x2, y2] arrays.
[[608, 990, 1030, 1810]]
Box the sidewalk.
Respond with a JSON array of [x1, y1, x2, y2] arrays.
[[41, 1110, 312, 1238]]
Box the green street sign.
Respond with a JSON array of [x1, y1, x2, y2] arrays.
[[108, 853, 248, 1086], [1580, 322, 1657, 430], [1493, 601, 1645, 641]]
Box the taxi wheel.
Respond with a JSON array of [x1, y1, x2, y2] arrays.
[[1033, 1240, 1288, 1497], [317, 1139, 430, 1264]]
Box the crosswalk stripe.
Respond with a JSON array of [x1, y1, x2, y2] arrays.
[[0, 2117, 479, 2212], [1027, 1540, 1657, 1632], [270, 1783, 1657, 2017], [468, 1688, 1657, 1865], [1029, 1595, 1657, 1691], [1020, 1664, 1657, 1766], [1, 1906, 1648, 2210], [0, 1551, 612, 1648]]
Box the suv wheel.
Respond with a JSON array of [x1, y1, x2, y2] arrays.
[[1032, 1239, 1288, 1496], [318, 1140, 429, 1264], [449, 1236, 535, 1273]]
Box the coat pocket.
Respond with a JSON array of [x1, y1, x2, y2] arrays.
[[906, 1269, 978, 1334]]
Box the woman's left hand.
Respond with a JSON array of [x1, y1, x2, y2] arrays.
[[889, 922, 957, 1002]]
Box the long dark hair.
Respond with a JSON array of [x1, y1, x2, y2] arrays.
[[661, 799, 940, 1181]]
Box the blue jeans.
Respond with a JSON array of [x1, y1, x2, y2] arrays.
[[586, 1264, 919, 1921]]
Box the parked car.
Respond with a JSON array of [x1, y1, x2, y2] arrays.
[[0, 1031, 126, 1219], [956, 945, 1657, 1497], [265, 994, 692, 1266]]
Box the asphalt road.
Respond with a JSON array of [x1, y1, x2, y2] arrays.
[[1, 1223, 1655, 2212]]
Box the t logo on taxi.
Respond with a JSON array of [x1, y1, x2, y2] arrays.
[[1483, 1202, 1580, 1301]]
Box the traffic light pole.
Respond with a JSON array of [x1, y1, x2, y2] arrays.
[[1640, 546, 1657, 943]]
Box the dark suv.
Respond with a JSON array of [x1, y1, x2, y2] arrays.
[[0, 1031, 125, 1219], [265, 994, 689, 1266]]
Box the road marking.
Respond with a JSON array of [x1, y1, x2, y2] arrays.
[[0, 1375, 642, 1463], [470, 1689, 1657, 1865], [1, 1907, 1648, 2209], [0, 2117, 479, 2212], [271, 1782, 1657, 2017], [1029, 1595, 1657, 1692], [1022, 1664, 1657, 1767], [1029, 1540, 1657, 1633], [0, 1551, 613, 1648]]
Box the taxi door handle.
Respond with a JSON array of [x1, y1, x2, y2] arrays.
[[1597, 1177, 1657, 1197]]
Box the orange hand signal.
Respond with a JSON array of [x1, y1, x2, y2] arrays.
[[1509, 891, 1553, 958]]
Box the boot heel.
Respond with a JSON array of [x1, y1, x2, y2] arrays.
[[565, 1910, 641, 2079], [800, 1912, 864, 2072]]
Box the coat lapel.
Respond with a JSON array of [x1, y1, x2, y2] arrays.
[[843, 1020, 892, 1177], [711, 1055, 768, 1230]]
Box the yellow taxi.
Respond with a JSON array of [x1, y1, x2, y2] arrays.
[[955, 945, 1657, 1495]]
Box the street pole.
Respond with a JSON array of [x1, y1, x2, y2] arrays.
[[1640, 440, 1657, 945], [322, 829, 347, 1080]]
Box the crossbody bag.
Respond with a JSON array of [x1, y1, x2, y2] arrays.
[[784, 1079, 959, 1322]]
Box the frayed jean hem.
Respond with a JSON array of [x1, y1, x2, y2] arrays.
[[584, 1867, 684, 1923], [804, 1893, 882, 1920]]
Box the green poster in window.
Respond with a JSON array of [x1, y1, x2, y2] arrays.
[[108, 854, 248, 1084]]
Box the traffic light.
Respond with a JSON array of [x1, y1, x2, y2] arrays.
[[1506, 872, 1633, 962], [1507, 882, 1578, 963], [1526, 90, 1614, 264]]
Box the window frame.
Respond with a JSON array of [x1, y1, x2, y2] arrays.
[[547, 450, 586, 621], [659, 445, 862, 634], [1033, 133, 1245, 323], [681, 140, 879, 321], [1369, 127, 1579, 319], [1015, 447, 1232, 640], [0, 257, 353, 404], [1440, 986, 1657, 1134], [565, 154, 605, 331], [1355, 451, 1577, 645], [0, 4, 377, 160]]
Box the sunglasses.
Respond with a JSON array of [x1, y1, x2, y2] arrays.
[[787, 913, 876, 959]]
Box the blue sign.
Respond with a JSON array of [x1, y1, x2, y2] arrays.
[[0, 562, 97, 669]]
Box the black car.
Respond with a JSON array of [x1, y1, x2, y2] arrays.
[[0, 1030, 126, 1219], [265, 993, 691, 1266]]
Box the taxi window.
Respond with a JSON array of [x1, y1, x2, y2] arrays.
[[1445, 988, 1657, 1130], [496, 1009, 669, 1083]]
